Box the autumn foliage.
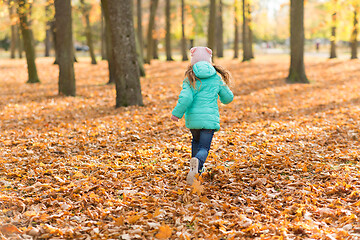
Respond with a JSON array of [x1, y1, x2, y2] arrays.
[[1, 56, 360, 239]]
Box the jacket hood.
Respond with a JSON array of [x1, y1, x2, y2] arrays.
[[192, 61, 216, 79]]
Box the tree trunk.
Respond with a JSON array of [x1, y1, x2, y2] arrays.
[[137, 0, 144, 62], [17, 0, 40, 83], [101, 0, 116, 84], [351, 8, 358, 59], [107, 0, 143, 107], [17, 26, 23, 58], [208, 0, 216, 51], [8, 1, 17, 59], [153, 25, 159, 59], [145, 0, 159, 64], [50, 20, 58, 64], [80, 0, 97, 64], [101, 8, 107, 60], [44, 2, 52, 57], [181, 0, 188, 61], [165, 0, 173, 61], [242, 0, 251, 61], [55, 0, 76, 95], [233, 0, 239, 59], [135, 33, 146, 77], [248, 2, 254, 59], [287, 0, 309, 84], [216, 0, 224, 58], [330, 10, 337, 59]]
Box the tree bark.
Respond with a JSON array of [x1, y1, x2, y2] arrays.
[[55, 0, 76, 95], [181, 0, 188, 61], [208, 0, 216, 52], [80, 0, 97, 64], [165, 0, 173, 61], [145, 0, 159, 64], [101, 0, 116, 84], [216, 0, 224, 58], [17, 0, 40, 83], [351, 8, 358, 59], [233, 0, 239, 59], [8, 1, 17, 59], [107, 0, 143, 107], [287, 0, 309, 84], [242, 0, 251, 61]]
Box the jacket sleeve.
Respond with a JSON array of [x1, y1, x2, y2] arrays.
[[219, 82, 234, 104], [172, 80, 194, 118]]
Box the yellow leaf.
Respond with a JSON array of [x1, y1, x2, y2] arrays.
[[155, 224, 172, 239], [74, 172, 84, 178]]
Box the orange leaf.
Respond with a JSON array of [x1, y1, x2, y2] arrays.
[[128, 214, 141, 224], [114, 216, 124, 226], [153, 208, 161, 218], [0, 224, 22, 235], [191, 179, 203, 196], [155, 224, 172, 239]]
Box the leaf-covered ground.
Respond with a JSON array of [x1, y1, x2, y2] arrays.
[[1, 56, 360, 239]]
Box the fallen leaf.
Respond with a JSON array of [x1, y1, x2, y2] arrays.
[[155, 224, 172, 239]]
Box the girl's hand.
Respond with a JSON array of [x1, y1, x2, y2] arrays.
[[171, 115, 179, 122]]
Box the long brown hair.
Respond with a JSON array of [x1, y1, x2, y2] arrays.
[[185, 64, 231, 89]]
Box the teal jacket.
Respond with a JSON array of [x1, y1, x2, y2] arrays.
[[172, 61, 234, 131]]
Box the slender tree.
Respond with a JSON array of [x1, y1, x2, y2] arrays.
[[208, 0, 216, 51], [17, 0, 40, 83], [329, 0, 337, 59], [145, 0, 159, 64], [248, 1, 254, 59], [153, 24, 159, 59], [44, 3, 52, 57], [55, 0, 76, 95], [80, 0, 97, 64], [50, 20, 58, 63], [242, 0, 251, 61], [101, 8, 107, 60], [287, 0, 309, 83], [351, 4, 359, 59], [216, 0, 224, 58], [135, 33, 146, 77], [181, 0, 188, 61], [107, 0, 143, 107], [165, 0, 173, 61], [137, 0, 144, 62], [8, 0, 17, 59], [101, 0, 116, 84], [234, 0, 239, 59], [17, 27, 23, 58]]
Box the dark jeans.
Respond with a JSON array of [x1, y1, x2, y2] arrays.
[[190, 129, 215, 172]]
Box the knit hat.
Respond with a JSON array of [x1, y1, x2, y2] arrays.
[[190, 47, 212, 65]]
